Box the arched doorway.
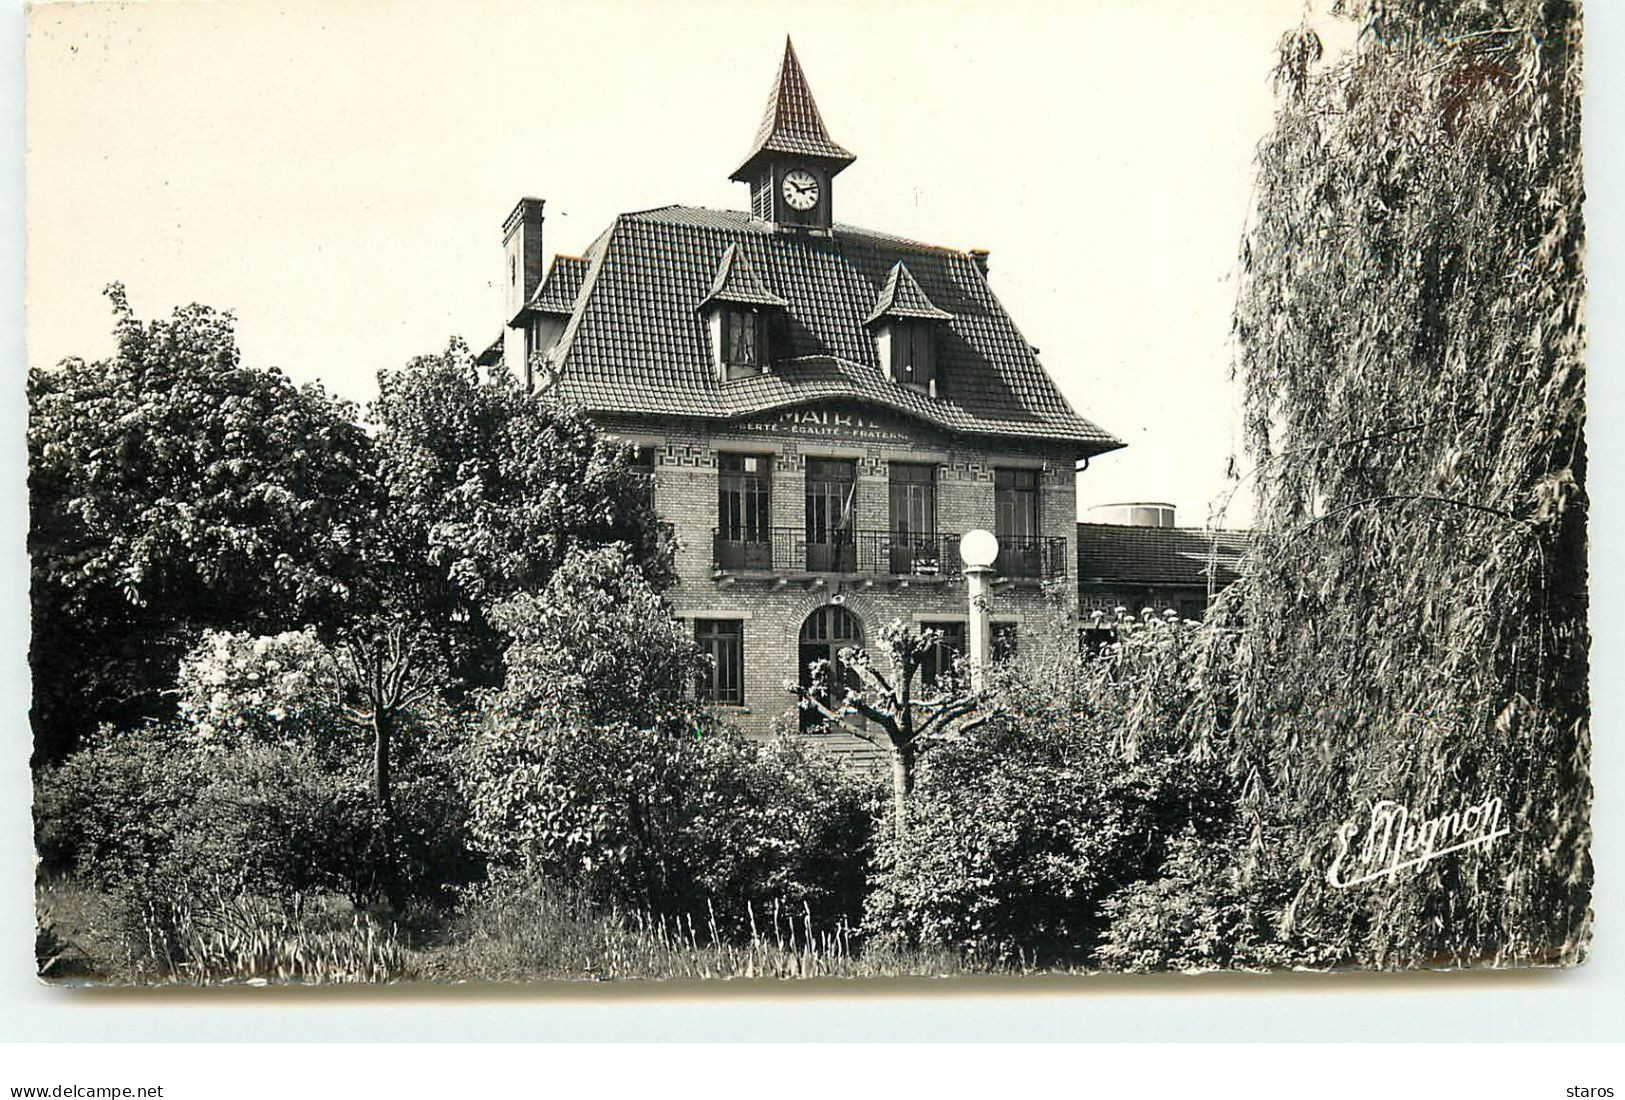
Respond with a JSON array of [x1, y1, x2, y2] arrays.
[[798, 604, 864, 731]]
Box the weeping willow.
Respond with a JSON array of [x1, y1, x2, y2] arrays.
[[1226, 0, 1588, 967]]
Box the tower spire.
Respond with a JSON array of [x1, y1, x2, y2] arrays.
[[730, 37, 855, 183]]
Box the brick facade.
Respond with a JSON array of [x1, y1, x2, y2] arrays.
[[599, 405, 1079, 752]]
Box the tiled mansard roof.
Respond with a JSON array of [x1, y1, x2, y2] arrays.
[[536, 204, 1123, 453], [527, 255, 590, 315]]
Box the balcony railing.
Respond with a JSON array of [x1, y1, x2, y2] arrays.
[[995, 534, 1070, 580], [712, 527, 1066, 580]]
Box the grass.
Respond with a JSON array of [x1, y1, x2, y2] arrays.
[[37, 877, 407, 985], [415, 878, 980, 982], [37, 875, 987, 985]]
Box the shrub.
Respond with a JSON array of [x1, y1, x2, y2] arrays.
[[36, 704, 479, 906], [1093, 826, 1316, 973], [864, 613, 1237, 966], [863, 718, 1221, 966], [161, 743, 381, 900], [34, 722, 202, 887], [677, 734, 879, 927], [468, 539, 876, 930], [488, 543, 703, 728], [467, 709, 879, 932]]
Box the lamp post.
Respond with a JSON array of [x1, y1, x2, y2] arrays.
[[959, 528, 998, 694]]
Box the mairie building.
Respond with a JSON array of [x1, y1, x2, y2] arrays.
[[479, 40, 1123, 747]]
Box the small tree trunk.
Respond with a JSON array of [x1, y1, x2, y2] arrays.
[[889, 740, 915, 841], [372, 707, 394, 820]]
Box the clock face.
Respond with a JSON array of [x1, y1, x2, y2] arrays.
[[782, 169, 820, 211]]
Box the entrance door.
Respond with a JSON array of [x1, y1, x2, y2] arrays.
[[804, 458, 857, 572], [797, 604, 864, 731]]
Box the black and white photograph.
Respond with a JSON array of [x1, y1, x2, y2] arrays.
[[21, 0, 1593, 1001]]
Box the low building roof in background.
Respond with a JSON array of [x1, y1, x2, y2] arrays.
[[1076, 522, 1251, 588]]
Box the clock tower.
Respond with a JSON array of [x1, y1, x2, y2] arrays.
[[731, 38, 855, 232]]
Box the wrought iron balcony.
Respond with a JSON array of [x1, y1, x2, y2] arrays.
[[711, 527, 1066, 580], [994, 534, 1070, 580]]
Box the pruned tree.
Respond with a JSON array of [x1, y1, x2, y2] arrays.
[[793, 619, 989, 838], [330, 618, 445, 819]]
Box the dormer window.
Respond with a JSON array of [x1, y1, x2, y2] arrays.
[[723, 307, 764, 376], [701, 244, 787, 383], [893, 322, 935, 391], [866, 261, 952, 398]]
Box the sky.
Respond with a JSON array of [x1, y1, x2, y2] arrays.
[[25, 0, 1359, 528]]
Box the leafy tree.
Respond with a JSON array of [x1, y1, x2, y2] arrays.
[[1216, 0, 1588, 967], [488, 545, 702, 728], [369, 339, 672, 664], [27, 286, 375, 762], [352, 342, 675, 816], [466, 544, 710, 886]]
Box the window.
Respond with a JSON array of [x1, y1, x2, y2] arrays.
[[893, 322, 935, 389], [805, 458, 857, 572], [918, 620, 966, 691], [716, 453, 772, 569], [888, 462, 938, 573], [992, 622, 1019, 663], [1080, 626, 1114, 658], [994, 467, 1041, 576], [629, 445, 657, 509], [696, 619, 744, 706], [723, 308, 763, 378]]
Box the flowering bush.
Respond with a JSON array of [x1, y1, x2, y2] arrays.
[[175, 629, 343, 746]]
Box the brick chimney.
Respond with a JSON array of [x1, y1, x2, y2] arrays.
[[967, 248, 990, 277], [502, 197, 545, 324]]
